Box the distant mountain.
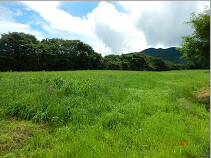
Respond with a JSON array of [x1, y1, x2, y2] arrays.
[[127, 47, 187, 64]]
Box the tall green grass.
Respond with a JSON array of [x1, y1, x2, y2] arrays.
[[0, 70, 210, 157]]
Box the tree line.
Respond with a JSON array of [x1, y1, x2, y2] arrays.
[[0, 32, 103, 71], [0, 32, 189, 72], [0, 9, 209, 72]]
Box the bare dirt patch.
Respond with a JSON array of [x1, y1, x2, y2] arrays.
[[195, 86, 210, 111], [196, 87, 210, 102]]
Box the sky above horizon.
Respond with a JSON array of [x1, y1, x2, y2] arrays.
[[0, 1, 209, 56]]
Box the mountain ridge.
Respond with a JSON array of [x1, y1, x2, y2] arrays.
[[126, 47, 187, 64]]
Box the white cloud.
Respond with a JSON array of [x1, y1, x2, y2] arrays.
[[88, 2, 140, 55], [85, 1, 148, 55], [16, 8, 23, 16], [0, 6, 44, 40], [89, 2, 132, 31], [20, 1, 136, 55], [1, 1, 209, 56], [119, 1, 210, 48], [21, 1, 91, 35]]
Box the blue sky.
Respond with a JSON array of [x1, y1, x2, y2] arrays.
[[0, 1, 209, 56]]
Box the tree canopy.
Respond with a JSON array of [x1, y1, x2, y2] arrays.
[[0, 31, 207, 72], [0, 32, 39, 71], [177, 8, 210, 68], [0, 32, 102, 71]]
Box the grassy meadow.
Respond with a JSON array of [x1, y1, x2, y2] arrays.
[[0, 70, 210, 157]]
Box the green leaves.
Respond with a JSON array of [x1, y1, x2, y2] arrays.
[[177, 9, 210, 68], [0, 33, 102, 71], [0, 32, 40, 71]]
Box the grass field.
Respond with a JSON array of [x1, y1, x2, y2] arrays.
[[0, 70, 210, 158]]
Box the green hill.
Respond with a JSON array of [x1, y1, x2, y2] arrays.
[[128, 47, 187, 64]]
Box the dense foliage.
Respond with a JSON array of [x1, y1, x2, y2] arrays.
[[103, 53, 172, 71], [0, 32, 103, 71], [177, 9, 210, 69], [0, 32, 207, 72]]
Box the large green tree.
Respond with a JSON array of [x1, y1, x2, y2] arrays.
[[0, 32, 39, 71], [177, 8, 210, 68], [0, 32, 103, 71]]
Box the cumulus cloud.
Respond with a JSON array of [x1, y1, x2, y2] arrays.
[[87, 1, 147, 55], [94, 22, 127, 55], [1, 1, 209, 55], [20, 1, 138, 55], [134, 2, 194, 47], [119, 1, 210, 48], [0, 6, 43, 40], [21, 1, 92, 36], [20, 1, 101, 54], [89, 2, 136, 55]]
